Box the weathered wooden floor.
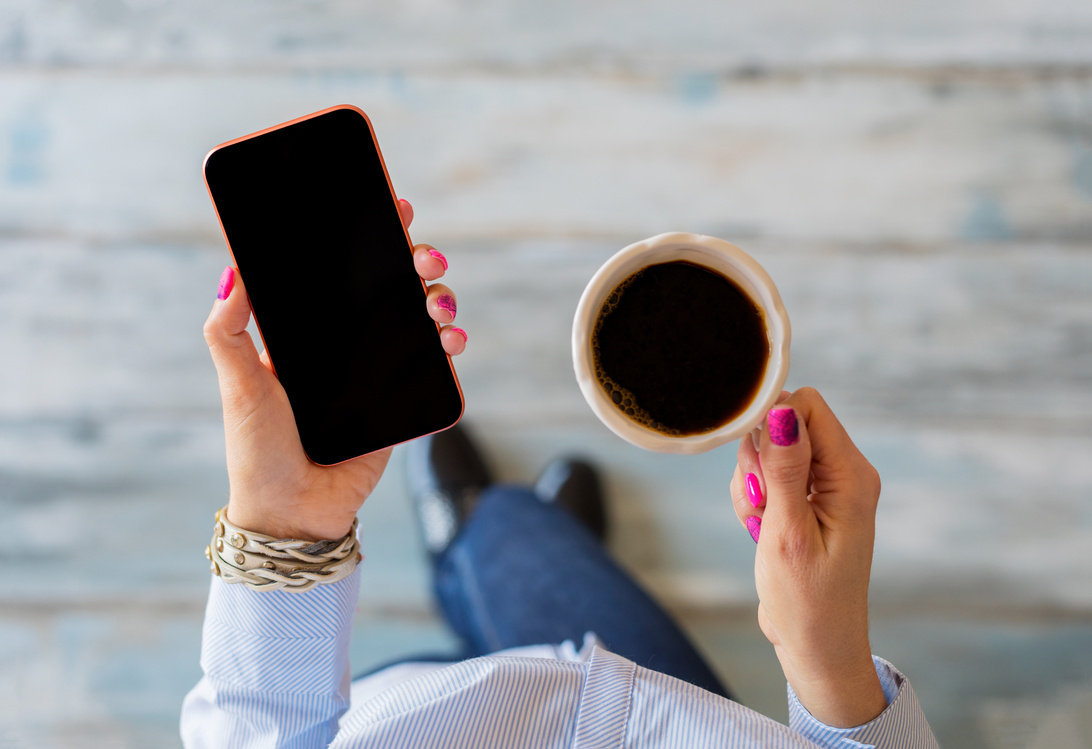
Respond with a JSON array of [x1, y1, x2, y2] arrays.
[[1, 1, 1091, 746]]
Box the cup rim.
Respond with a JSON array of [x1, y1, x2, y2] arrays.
[[572, 232, 791, 454]]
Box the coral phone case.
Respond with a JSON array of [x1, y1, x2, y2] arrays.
[[203, 105, 464, 465]]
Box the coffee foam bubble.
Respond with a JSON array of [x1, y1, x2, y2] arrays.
[[590, 369, 685, 437], [590, 272, 684, 437]]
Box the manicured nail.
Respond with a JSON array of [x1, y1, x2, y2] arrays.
[[451, 327, 467, 342], [768, 407, 799, 446], [745, 515, 761, 543], [217, 266, 235, 300], [745, 473, 763, 508], [428, 249, 448, 271], [437, 294, 457, 319]]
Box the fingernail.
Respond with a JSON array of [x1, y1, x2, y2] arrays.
[[768, 407, 799, 446], [745, 473, 763, 508], [437, 294, 457, 319], [428, 249, 448, 271], [451, 327, 467, 342], [745, 515, 761, 543], [217, 266, 235, 300]]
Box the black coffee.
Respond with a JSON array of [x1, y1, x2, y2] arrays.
[[591, 261, 768, 436]]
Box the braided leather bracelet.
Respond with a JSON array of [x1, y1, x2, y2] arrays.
[[205, 506, 361, 593]]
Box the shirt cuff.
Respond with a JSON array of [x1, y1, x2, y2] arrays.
[[786, 656, 939, 749], [199, 566, 361, 696]]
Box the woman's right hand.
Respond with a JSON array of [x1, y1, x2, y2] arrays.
[[202, 199, 466, 542], [730, 387, 887, 728]]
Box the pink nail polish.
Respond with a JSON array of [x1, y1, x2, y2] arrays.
[[217, 266, 235, 300], [428, 249, 448, 271], [745, 473, 763, 508], [768, 407, 799, 446], [451, 327, 467, 342], [745, 515, 761, 543], [437, 294, 457, 319]]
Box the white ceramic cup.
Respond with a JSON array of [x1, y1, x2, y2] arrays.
[[572, 232, 791, 454]]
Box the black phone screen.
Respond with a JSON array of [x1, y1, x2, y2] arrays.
[[203, 106, 463, 465]]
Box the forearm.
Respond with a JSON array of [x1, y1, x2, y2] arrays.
[[181, 569, 360, 749]]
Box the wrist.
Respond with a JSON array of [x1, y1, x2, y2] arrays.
[[226, 501, 357, 542], [783, 650, 887, 728], [208, 506, 361, 593]]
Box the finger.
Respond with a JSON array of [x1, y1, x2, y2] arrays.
[[258, 348, 274, 373], [750, 390, 792, 451], [413, 244, 448, 282], [735, 435, 765, 510], [399, 198, 414, 228], [203, 267, 264, 386], [758, 402, 816, 544], [440, 325, 467, 356], [730, 462, 763, 540], [427, 283, 458, 324]]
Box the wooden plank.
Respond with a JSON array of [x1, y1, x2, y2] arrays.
[[19, 413, 1092, 611], [441, 237, 1092, 432], [1, 72, 1090, 243], [2, 237, 1089, 431], [3, 603, 1088, 747], [1, 0, 1090, 71]]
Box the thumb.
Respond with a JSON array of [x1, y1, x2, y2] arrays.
[[758, 406, 816, 541], [202, 267, 265, 388]]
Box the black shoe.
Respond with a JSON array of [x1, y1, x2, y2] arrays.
[[533, 457, 608, 542], [406, 424, 494, 560]]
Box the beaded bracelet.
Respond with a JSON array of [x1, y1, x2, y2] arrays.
[[205, 506, 361, 593]]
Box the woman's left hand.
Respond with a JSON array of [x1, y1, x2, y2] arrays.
[[202, 199, 466, 541], [729, 387, 887, 728]]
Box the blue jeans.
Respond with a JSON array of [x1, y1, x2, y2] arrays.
[[431, 485, 733, 700]]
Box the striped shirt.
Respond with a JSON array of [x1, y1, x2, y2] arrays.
[[181, 568, 939, 748]]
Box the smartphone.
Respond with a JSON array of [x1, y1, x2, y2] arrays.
[[203, 105, 464, 465]]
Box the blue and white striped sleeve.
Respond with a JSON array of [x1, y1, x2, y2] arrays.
[[787, 656, 940, 749], [180, 567, 361, 749]]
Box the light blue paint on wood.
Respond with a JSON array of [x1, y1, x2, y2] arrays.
[[676, 72, 718, 105], [962, 190, 1013, 242], [1075, 150, 1092, 198], [90, 619, 203, 722], [0, 618, 36, 662], [0, 17, 27, 62], [6, 114, 49, 187]]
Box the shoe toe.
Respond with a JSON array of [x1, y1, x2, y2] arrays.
[[533, 457, 608, 541], [406, 424, 494, 558], [415, 490, 459, 556]]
